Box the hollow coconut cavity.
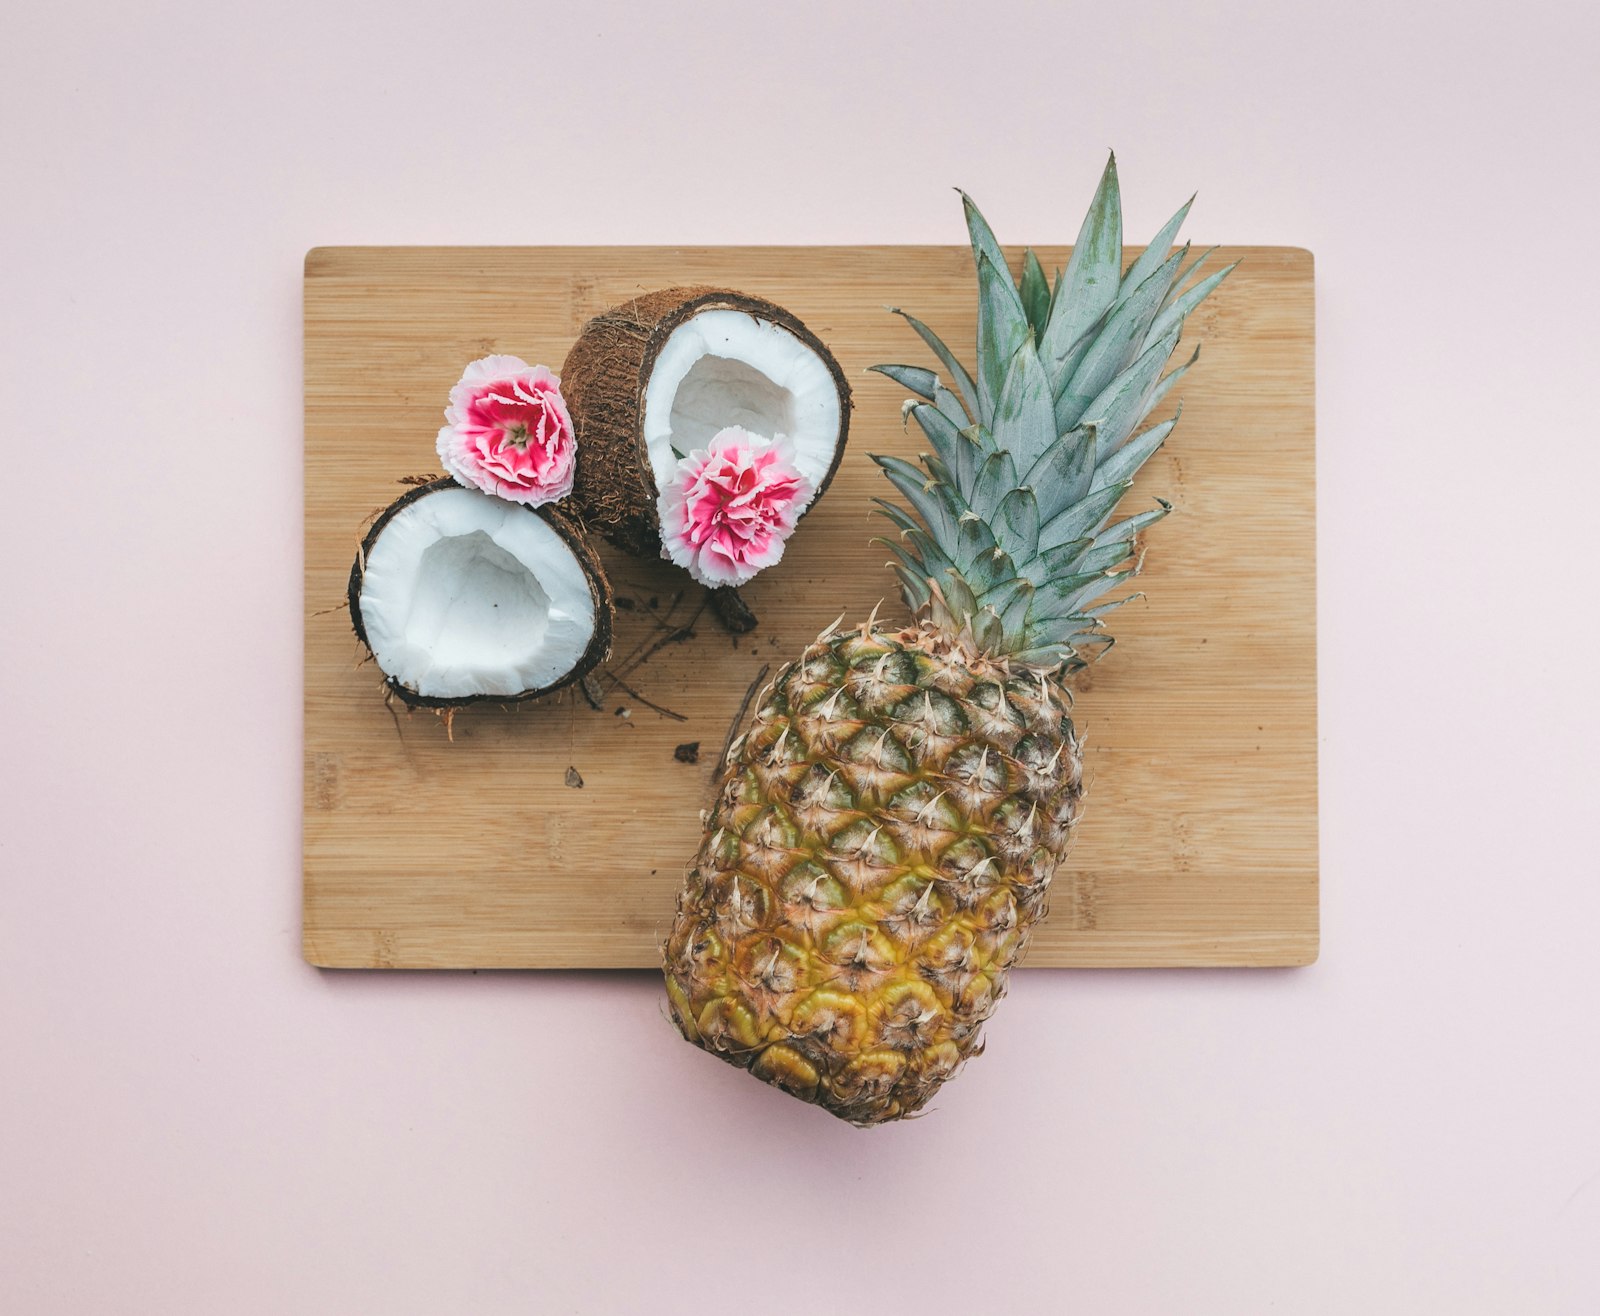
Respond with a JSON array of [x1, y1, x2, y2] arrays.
[[562, 287, 851, 560], [348, 480, 613, 708]]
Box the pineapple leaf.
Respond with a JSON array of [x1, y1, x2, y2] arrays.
[[1035, 536, 1093, 579], [1020, 249, 1051, 337], [920, 449, 953, 489], [1055, 247, 1185, 430], [872, 497, 921, 537], [960, 190, 1011, 291], [1039, 569, 1131, 624], [1028, 569, 1117, 621], [1160, 247, 1217, 315], [990, 336, 1056, 473], [1086, 593, 1141, 619], [1158, 241, 1191, 301], [997, 585, 1037, 645], [1147, 261, 1238, 345], [1042, 316, 1105, 402], [1012, 642, 1078, 669], [1020, 422, 1098, 522], [889, 563, 933, 611], [891, 308, 979, 420], [1065, 632, 1114, 663], [975, 251, 1030, 420], [1071, 574, 1138, 616], [1091, 499, 1172, 548], [1079, 322, 1182, 453], [968, 447, 1018, 523], [869, 363, 941, 401], [996, 486, 1041, 563], [1039, 152, 1122, 377], [1038, 479, 1130, 549], [1119, 195, 1194, 299], [940, 569, 981, 618], [873, 454, 961, 544], [910, 403, 976, 491], [960, 421, 998, 460], [1076, 540, 1135, 574], [878, 526, 954, 592], [1144, 345, 1199, 421], [905, 526, 958, 578], [1062, 420, 1100, 508], [1091, 412, 1178, 492], [876, 534, 933, 579], [969, 547, 1018, 596], [971, 607, 1006, 651], [874, 509, 960, 583], [1018, 441, 1071, 522], [958, 531, 1015, 594], [933, 384, 969, 430], [954, 512, 999, 573], [977, 576, 1034, 634], [872, 511, 959, 583]]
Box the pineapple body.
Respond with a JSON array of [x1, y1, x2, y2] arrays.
[[664, 622, 1082, 1125]]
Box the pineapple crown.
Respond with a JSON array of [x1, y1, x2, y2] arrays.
[[869, 152, 1234, 671]]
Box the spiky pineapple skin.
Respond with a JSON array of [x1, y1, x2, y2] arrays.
[[663, 623, 1083, 1125]]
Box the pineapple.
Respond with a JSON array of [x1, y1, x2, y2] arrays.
[[663, 154, 1234, 1125]]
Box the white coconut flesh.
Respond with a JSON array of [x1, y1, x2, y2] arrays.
[[641, 308, 842, 497], [357, 486, 597, 700]]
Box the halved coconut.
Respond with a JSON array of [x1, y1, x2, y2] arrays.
[[562, 287, 852, 559], [348, 480, 613, 708]]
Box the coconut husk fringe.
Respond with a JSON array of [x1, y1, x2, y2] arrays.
[[347, 478, 615, 709], [561, 286, 852, 559]]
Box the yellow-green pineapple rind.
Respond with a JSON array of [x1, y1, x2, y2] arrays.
[[663, 624, 1083, 1125]]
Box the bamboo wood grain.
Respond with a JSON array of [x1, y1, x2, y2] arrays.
[[304, 245, 1317, 969]]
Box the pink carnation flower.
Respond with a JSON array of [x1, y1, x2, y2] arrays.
[[658, 428, 814, 587], [436, 355, 575, 506]]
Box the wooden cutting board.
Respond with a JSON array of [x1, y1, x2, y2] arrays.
[[304, 245, 1316, 969]]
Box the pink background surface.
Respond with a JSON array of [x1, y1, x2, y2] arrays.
[[3, 2, 1597, 1311]]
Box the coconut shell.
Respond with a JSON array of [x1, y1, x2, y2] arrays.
[[347, 478, 614, 709], [561, 286, 852, 558]]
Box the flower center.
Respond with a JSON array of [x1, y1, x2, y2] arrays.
[[505, 422, 532, 450]]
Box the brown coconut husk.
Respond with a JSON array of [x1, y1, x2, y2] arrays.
[[347, 478, 614, 709], [561, 286, 852, 558]]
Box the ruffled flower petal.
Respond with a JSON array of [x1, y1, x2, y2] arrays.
[[436, 355, 575, 507], [656, 427, 814, 587]]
